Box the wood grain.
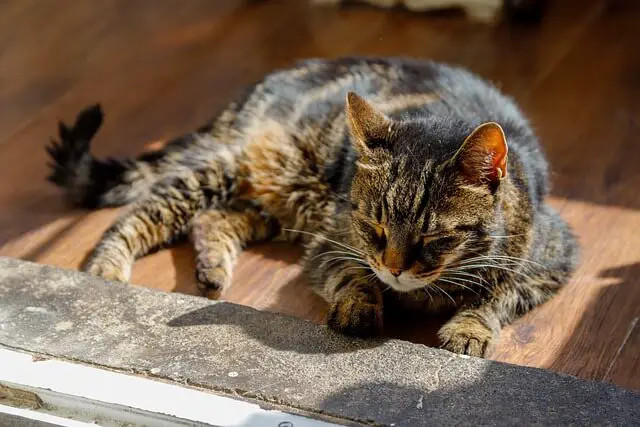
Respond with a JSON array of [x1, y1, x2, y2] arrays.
[[1, 0, 638, 390]]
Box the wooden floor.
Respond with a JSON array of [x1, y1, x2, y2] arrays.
[[1, 0, 639, 390]]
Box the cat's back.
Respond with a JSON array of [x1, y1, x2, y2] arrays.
[[235, 57, 525, 127], [223, 57, 547, 201]]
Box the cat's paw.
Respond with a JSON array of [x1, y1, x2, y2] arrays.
[[195, 265, 229, 300], [438, 315, 496, 357], [327, 297, 383, 338], [84, 259, 129, 283]]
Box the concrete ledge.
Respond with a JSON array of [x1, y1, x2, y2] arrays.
[[0, 257, 638, 426]]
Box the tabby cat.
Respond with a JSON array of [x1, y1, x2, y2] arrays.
[[47, 57, 578, 357]]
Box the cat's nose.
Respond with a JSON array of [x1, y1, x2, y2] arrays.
[[388, 268, 403, 277]]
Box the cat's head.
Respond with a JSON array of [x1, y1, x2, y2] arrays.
[[346, 92, 509, 292]]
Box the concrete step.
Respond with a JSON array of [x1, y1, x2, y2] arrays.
[[0, 257, 638, 426]]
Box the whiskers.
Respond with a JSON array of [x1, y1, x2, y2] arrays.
[[330, 191, 351, 203], [430, 282, 457, 305], [415, 251, 545, 300], [319, 256, 368, 269], [488, 233, 527, 240], [284, 228, 365, 256], [461, 252, 545, 269], [284, 228, 370, 270], [446, 255, 544, 285], [440, 271, 491, 293], [437, 277, 480, 296]]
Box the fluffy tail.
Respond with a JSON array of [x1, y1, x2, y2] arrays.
[[46, 104, 156, 208]]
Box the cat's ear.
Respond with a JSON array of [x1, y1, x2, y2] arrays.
[[346, 92, 392, 156], [452, 122, 508, 186]]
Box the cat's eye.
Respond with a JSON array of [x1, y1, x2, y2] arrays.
[[421, 234, 440, 245], [368, 222, 387, 248], [454, 224, 478, 233], [373, 224, 386, 240], [422, 235, 458, 253]]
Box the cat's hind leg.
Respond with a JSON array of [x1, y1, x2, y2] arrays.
[[191, 203, 280, 299], [84, 166, 232, 282]]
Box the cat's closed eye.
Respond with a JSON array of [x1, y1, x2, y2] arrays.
[[371, 222, 387, 248], [421, 233, 440, 246], [422, 234, 459, 252]]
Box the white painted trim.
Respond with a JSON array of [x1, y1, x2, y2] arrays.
[[0, 348, 345, 427], [0, 404, 96, 427]]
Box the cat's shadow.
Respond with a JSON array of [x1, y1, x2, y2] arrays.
[[166, 297, 388, 355], [168, 241, 448, 352], [545, 261, 640, 387], [166, 242, 385, 354]]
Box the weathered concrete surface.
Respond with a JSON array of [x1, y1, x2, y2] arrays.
[[0, 256, 638, 426], [0, 412, 60, 427]]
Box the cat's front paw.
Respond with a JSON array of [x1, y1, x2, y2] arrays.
[[327, 296, 383, 338], [195, 265, 229, 300], [84, 258, 129, 283], [438, 315, 496, 357]]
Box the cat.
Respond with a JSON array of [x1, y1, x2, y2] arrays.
[[311, 0, 545, 23], [46, 57, 578, 357]]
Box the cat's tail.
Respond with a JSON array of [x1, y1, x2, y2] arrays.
[[46, 104, 158, 208]]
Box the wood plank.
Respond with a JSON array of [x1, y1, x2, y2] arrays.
[[0, 0, 244, 145], [489, 0, 640, 384], [0, 0, 390, 309], [604, 316, 640, 390]]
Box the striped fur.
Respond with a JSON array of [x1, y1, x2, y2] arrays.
[[46, 57, 578, 357]]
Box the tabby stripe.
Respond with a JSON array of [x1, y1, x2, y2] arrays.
[[373, 93, 439, 115], [412, 168, 435, 225]]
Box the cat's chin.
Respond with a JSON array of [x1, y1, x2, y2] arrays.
[[372, 268, 434, 293]]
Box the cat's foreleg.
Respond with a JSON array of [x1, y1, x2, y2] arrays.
[[191, 203, 279, 299], [304, 239, 385, 337], [438, 277, 560, 357], [326, 271, 385, 337], [440, 209, 577, 357]]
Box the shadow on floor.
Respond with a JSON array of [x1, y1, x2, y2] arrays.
[[0, 192, 85, 247], [18, 212, 87, 261], [168, 241, 307, 296], [547, 261, 640, 390]]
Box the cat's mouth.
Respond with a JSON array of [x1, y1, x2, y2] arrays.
[[370, 264, 443, 293]]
